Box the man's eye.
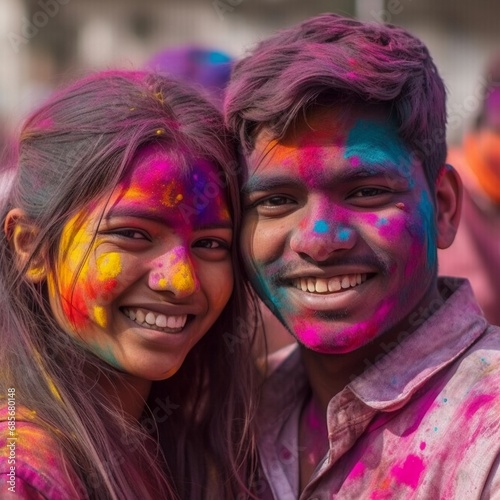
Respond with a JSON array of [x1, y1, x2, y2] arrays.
[[258, 195, 295, 206], [351, 187, 388, 197]]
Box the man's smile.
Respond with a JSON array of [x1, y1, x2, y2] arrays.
[[291, 273, 369, 293]]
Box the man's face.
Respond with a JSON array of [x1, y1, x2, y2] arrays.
[[241, 105, 440, 354]]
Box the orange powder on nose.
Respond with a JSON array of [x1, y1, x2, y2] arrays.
[[171, 262, 195, 292]]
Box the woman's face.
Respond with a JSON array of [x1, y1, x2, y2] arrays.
[[48, 145, 234, 382]]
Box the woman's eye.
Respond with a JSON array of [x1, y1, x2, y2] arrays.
[[113, 229, 148, 240], [194, 238, 228, 250]]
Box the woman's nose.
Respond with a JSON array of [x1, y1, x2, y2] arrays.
[[148, 246, 199, 298]]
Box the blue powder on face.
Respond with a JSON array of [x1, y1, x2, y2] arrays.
[[344, 119, 412, 177], [314, 220, 329, 233], [417, 190, 437, 271], [337, 227, 352, 242], [376, 217, 388, 227]]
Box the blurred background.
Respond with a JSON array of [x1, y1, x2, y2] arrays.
[[0, 0, 499, 150]]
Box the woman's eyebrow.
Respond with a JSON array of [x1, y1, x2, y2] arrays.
[[103, 206, 233, 230], [104, 206, 167, 223]]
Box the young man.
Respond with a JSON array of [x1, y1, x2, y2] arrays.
[[225, 14, 500, 499]]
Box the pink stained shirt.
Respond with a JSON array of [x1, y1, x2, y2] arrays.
[[255, 278, 500, 499], [0, 405, 86, 499]]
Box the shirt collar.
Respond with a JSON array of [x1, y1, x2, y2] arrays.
[[348, 277, 488, 411]]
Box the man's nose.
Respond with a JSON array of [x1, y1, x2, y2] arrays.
[[289, 205, 357, 262]]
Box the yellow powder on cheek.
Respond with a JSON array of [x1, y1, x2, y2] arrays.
[[96, 252, 122, 280], [93, 306, 107, 327], [59, 214, 93, 289]]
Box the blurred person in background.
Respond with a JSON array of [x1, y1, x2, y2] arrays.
[[144, 45, 233, 106], [439, 53, 500, 326]]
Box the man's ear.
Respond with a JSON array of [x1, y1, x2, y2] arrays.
[[435, 164, 462, 250], [4, 208, 47, 282]]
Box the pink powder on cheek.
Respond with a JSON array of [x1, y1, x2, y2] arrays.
[[390, 454, 425, 489], [375, 214, 407, 241]]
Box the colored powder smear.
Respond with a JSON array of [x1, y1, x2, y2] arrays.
[[96, 252, 122, 281], [314, 219, 329, 234], [416, 190, 437, 271], [170, 251, 196, 293], [344, 119, 410, 175], [390, 454, 425, 489]]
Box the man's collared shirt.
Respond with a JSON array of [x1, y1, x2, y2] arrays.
[[256, 278, 500, 499]]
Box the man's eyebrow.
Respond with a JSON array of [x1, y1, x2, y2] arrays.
[[332, 165, 411, 183], [242, 175, 304, 193], [242, 165, 410, 193]]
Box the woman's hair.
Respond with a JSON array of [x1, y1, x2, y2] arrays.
[[0, 70, 259, 499], [224, 13, 447, 186]]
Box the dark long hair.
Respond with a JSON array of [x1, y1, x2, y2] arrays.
[[0, 70, 259, 499]]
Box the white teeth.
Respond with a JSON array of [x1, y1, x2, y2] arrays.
[[315, 279, 328, 293], [156, 314, 167, 328], [328, 277, 341, 292], [122, 308, 188, 332], [292, 273, 368, 294], [136, 309, 145, 323]]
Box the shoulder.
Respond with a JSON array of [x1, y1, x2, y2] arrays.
[[0, 404, 86, 499]]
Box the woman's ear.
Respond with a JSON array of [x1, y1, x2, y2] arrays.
[[435, 164, 463, 250], [4, 208, 47, 282]]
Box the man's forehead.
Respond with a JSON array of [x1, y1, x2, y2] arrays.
[[251, 103, 395, 152], [247, 105, 412, 178]]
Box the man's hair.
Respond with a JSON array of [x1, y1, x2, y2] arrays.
[[225, 13, 447, 184]]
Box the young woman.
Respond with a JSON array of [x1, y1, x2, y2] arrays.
[[0, 70, 258, 499]]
